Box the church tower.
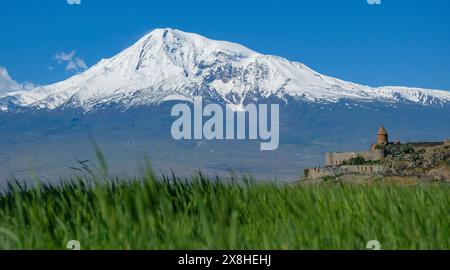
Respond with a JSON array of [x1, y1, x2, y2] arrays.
[[377, 126, 389, 145]]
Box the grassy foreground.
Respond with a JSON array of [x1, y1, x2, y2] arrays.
[[1, 171, 450, 250]]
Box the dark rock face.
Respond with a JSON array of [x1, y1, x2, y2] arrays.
[[383, 144, 450, 180]]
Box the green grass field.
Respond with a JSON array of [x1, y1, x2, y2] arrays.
[[1, 170, 450, 250]]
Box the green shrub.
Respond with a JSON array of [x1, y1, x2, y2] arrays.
[[400, 143, 415, 154], [304, 168, 310, 178], [343, 155, 367, 165], [384, 143, 415, 157]]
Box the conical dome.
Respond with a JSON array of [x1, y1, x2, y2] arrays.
[[378, 126, 388, 135], [377, 126, 389, 145]]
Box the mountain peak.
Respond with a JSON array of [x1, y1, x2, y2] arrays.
[[139, 28, 258, 57]]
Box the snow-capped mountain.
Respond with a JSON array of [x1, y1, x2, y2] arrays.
[[1, 28, 450, 112], [1, 28, 450, 181]]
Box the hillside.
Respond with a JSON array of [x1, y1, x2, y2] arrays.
[[383, 144, 450, 181], [303, 144, 450, 184]]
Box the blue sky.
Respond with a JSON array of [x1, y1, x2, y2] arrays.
[[0, 0, 449, 90]]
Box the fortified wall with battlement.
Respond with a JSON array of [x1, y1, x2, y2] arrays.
[[325, 150, 384, 167]]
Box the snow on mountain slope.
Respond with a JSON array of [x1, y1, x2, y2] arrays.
[[2, 28, 450, 112]]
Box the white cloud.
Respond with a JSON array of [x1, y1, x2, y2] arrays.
[[0, 67, 35, 95], [0, 67, 21, 94], [54, 51, 88, 72], [367, 0, 381, 4], [55, 51, 76, 62], [67, 0, 81, 5]]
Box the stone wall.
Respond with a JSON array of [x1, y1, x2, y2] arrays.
[[305, 164, 387, 179], [305, 167, 337, 179], [340, 165, 386, 175], [326, 149, 384, 166]]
